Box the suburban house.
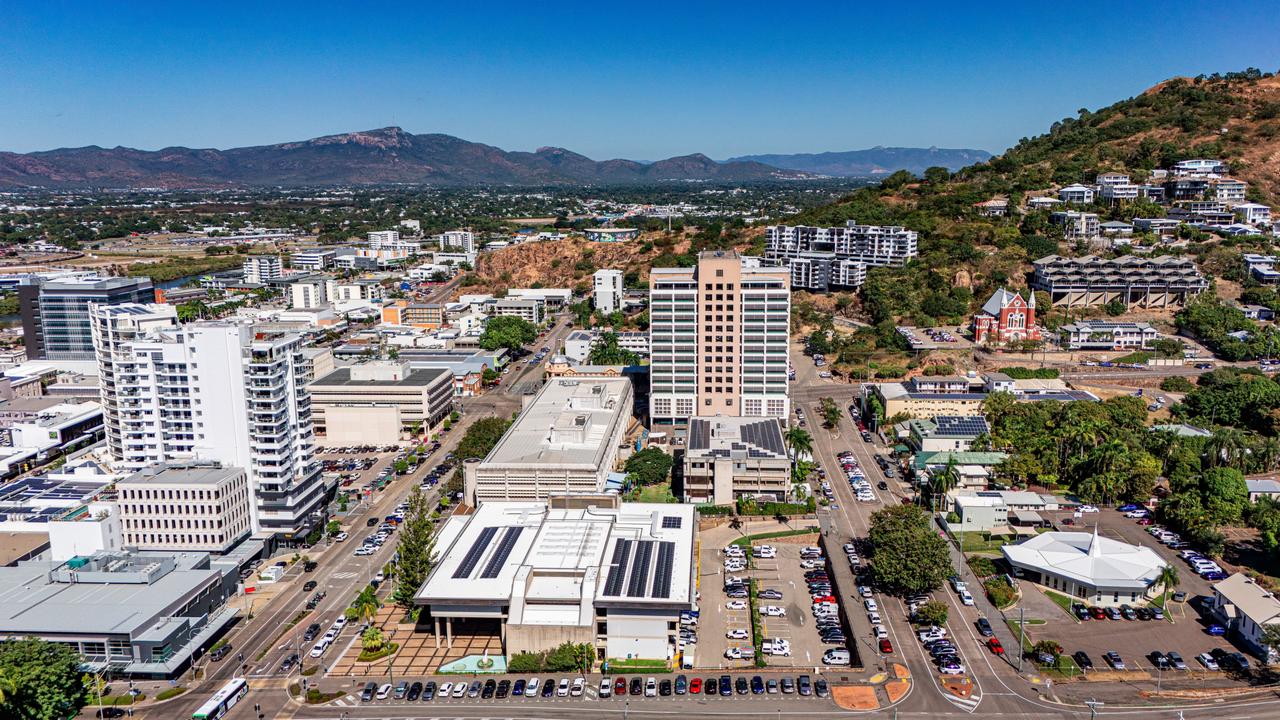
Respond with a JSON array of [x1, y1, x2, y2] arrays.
[[1211, 573, 1280, 663]]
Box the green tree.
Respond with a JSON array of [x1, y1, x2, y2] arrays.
[[454, 417, 513, 460], [783, 426, 813, 460], [348, 586, 381, 626], [482, 367, 498, 385], [1160, 376, 1195, 393], [1201, 467, 1248, 526], [1155, 564, 1179, 615], [326, 520, 342, 537], [392, 487, 438, 610], [0, 638, 88, 720], [913, 600, 949, 626], [361, 626, 386, 652], [624, 448, 673, 487], [587, 332, 640, 365], [819, 397, 842, 430], [479, 316, 538, 353], [868, 504, 954, 596]]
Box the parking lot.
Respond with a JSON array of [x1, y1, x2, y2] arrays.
[[1021, 506, 1240, 676], [697, 541, 756, 669], [751, 543, 839, 667]]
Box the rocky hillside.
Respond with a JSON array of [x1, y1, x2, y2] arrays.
[[0, 127, 811, 189], [729, 146, 992, 177]]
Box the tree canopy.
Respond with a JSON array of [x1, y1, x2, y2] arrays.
[[479, 316, 538, 353], [587, 332, 640, 366], [392, 486, 438, 610], [624, 448, 673, 487], [0, 638, 87, 720], [868, 504, 954, 596], [454, 417, 513, 460]]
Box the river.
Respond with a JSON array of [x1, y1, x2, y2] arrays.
[[0, 273, 205, 329]]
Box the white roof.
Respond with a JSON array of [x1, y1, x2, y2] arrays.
[[1215, 573, 1280, 626], [481, 378, 631, 469], [1002, 530, 1167, 591]]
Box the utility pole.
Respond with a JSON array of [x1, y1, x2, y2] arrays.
[[1084, 698, 1103, 720], [1018, 606, 1026, 672]]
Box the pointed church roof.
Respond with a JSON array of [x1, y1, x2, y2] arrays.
[[980, 287, 1032, 317]]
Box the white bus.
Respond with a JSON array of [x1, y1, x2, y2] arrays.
[[192, 678, 248, 720]]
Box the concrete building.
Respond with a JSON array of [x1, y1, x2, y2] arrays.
[[908, 416, 989, 452], [0, 401, 105, 479], [437, 230, 477, 253], [1234, 203, 1273, 226], [0, 550, 240, 678], [1173, 159, 1228, 177], [1211, 573, 1280, 663], [1246, 479, 1280, 504], [1002, 529, 1168, 607], [1058, 184, 1096, 204], [464, 377, 632, 504], [19, 275, 155, 361], [565, 330, 597, 364], [93, 322, 325, 542], [493, 297, 545, 325], [289, 249, 336, 271], [414, 496, 695, 663], [1059, 321, 1160, 350], [972, 288, 1041, 345], [594, 269, 624, 314], [289, 277, 330, 309], [1245, 254, 1280, 284], [1031, 255, 1207, 308], [683, 416, 789, 505], [328, 279, 385, 304], [381, 300, 445, 329], [117, 462, 252, 554], [649, 251, 790, 424], [242, 255, 283, 284], [1050, 211, 1101, 240], [764, 222, 918, 291], [88, 303, 181, 461], [309, 362, 453, 444], [507, 288, 573, 311]]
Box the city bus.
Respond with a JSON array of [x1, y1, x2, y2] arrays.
[[192, 678, 248, 720]]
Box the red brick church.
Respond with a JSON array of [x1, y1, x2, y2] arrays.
[[972, 288, 1042, 344]]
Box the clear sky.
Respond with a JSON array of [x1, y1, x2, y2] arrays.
[[4, 1, 1280, 159]]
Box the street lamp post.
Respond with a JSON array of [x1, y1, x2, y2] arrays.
[[1084, 698, 1104, 720]]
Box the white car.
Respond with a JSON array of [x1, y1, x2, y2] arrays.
[[334, 532, 348, 542], [438, 681, 453, 697], [754, 545, 777, 559], [726, 628, 750, 640], [376, 683, 392, 700], [556, 678, 570, 697], [726, 600, 747, 610], [452, 682, 466, 698], [939, 662, 967, 676], [867, 611, 882, 624], [571, 678, 585, 697], [1078, 505, 1099, 513], [599, 678, 612, 697], [760, 605, 787, 617], [644, 678, 657, 697], [309, 640, 328, 658], [960, 591, 975, 606], [858, 585, 873, 598], [864, 598, 879, 612], [332, 616, 347, 629], [1197, 652, 1219, 670], [873, 624, 888, 639], [724, 646, 746, 659], [524, 678, 539, 696]]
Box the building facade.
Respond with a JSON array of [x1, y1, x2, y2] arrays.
[[117, 462, 252, 553], [242, 256, 283, 284], [972, 288, 1041, 345], [593, 269, 624, 314], [1031, 255, 1207, 308], [19, 276, 155, 361], [649, 251, 790, 424], [764, 222, 917, 291], [89, 303, 181, 461], [309, 362, 453, 444], [683, 417, 790, 505]]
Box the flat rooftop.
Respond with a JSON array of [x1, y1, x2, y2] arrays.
[[120, 462, 242, 486], [482, 378, 631, 469], [311, 366, 450, 387]]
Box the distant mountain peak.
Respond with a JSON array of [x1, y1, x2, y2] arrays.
[[727, 146, 992, 177]]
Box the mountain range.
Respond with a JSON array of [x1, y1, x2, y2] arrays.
[[728, 147, 992, 177], [0, 129, 992, 189]]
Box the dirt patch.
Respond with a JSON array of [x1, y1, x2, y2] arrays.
[[831, 685, 880, 710], [943, 676, 975, 698], [884, 679, 910, 703]]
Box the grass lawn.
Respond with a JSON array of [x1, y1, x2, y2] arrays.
[[630, 483, 677, 503], [729, 527, 819, 547], [1043, 589, 1076, 616], [957, 532, 1012, 553]]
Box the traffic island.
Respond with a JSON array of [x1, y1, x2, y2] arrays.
[[943, 676, 974, 699], [831, 685, 880, 710]]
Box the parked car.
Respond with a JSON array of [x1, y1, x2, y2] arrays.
[[1073, 651, 1093, 670], [1104, 651, 1126, 670]]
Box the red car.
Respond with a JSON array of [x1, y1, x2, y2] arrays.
[[879, 638, 894, 654], [1137, 518, 1153, 526], [1088, 606, 1106, 620], [614, 677, 627, 696], [812, 595, 837, 604], [987, 637, 1004, 655], [689, 677, 702, 695]]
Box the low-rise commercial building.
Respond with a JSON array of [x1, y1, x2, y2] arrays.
[[1059, 321, 1160, 350], [117, 462, 252, 554], [310, 362, 453, 444], [381, 300, 445, 329], [683, 416, 789, 505], [1211, 573, 1280, 663], [415, 496, 695, 663], [908, 416, 989, 452], [493, 297, 545, 325], [0, 550, 240, 678], [1002, 529, 1168, 607], [464, 378, 632, 504]]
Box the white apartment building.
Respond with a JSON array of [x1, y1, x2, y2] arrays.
[[1213, 178, 1248, 203], [89, 303, 180, 462], [289, 277, 329, 309], [764, 222, 917, 291], [95, 322, 325, 541], [289, 249, 336, 271], [327, 279, 385, 303], [649, 251, 790, 424], [242, 256, 283, 284], [463, 377, 633, 504], [1173, 159, 1228, 177], [1050, 211, 1101, 240], [1058, 184, 1096, 204], [1235, 203, 1273, 226], [438, 230, 476, 253], [367, 230, 401, 247], [493, 298, 545, 325], [117, 462, 252, 554], [1099, 183, 1141, 203], [593, 269, 624, 313], [1095, 172, 1131, 186]]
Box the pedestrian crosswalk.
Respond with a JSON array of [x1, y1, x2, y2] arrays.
[[331, 571, 358, 580], [947, 691, 981, 712]]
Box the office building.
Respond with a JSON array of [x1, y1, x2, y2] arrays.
[[1002, 529, 1167, 607], [289, 277, 330, 309], [381, 300, 445, 329], [463, 377, 632, 504], [94, 322, 325, 541], [649, 251, 790, 424], [290, 249, 336, 271], [0, 550, 240, 678], [438, 230, 476, 253], [493, 297, 545, 325], [1031, 255, 1207, 308], [414, 496, 695, 663], [764, 222, 917, 291], [309, 361, 453, 444], [242, 255, 283, 284], [683, 416, 790, 505], [1059, 321, 1160, 350], [593, 269, 624, 313], [117, 462, 252, 554], [89, 303, 181, 461], [19, 276, 155, 361]]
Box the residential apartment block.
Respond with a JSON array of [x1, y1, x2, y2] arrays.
[[1050, 211, 1101, 240], [242, 255, 283, 284], [88, 303, 180, 461], [493, 297, 545, 325], [117, 462, 252, 554], [437, 230, 476, 253], [1058, 184, 1096, 204], [649, 251, 790, 424], [1031, 255, 1207, 308], [593, 269, 624, 313], [309, 361, 453, 444], [764, 222, 918, 291]]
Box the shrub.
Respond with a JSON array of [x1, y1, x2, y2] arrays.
[[968, 556, 999, 578], [984, 577, 1017, 609], [1159, 376, 1195, 393], [913, 600, 949, 626]]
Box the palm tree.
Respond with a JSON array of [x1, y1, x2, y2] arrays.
[[1156, 564, 1179, 618], [1206, 428, 1249, 469], [350, 586, 381, 626], [784, 426, 813, 461]]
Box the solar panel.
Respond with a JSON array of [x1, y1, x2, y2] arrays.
[[626, 540, 654, 597], [452, 526, 498, 578], [661, 516, 682, 529], [479, 527, 523, 579], [603, 539, 632, 596], [651, 541, 676, 598]]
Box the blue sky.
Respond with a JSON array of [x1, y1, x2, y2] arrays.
[[4, 2, 1280, 159]]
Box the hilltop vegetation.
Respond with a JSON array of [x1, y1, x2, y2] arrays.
[[787, 69, 1280, 327]]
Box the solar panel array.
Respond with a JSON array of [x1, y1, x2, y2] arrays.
[[651, 542, 676, 598], [934, 416, 990, 437], [602, 539, 632, 596], [661, 516, 682, 529], [626, 541, 655, 597], [740, 420, 786, 456], [453, 526, 498, 578], [688, 419, 710, 451], [479, 527, 524, 579]]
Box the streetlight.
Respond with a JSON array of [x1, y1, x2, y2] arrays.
[[1084, 698, 1104, 720]]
